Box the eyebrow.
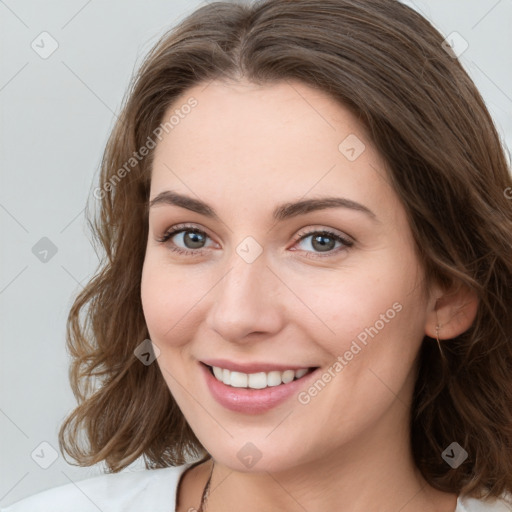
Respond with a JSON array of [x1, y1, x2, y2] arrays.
[[149, 190, 378, 222]]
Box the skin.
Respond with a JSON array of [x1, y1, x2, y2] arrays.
[[140, 79, 478, 512]]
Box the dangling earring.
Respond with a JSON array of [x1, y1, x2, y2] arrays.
[[435, 324, 447, 360]]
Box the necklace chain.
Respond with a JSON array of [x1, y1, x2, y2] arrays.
[[197, 461, 214, 512]]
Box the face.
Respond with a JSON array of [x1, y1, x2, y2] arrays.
[[141, 79, 432, 473]]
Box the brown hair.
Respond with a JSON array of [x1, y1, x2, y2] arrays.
[[58, 0, 512, 501]]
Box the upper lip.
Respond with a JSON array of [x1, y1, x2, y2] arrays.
[[201, 358, 317, 374]]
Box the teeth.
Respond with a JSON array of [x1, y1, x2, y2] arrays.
[[212, 366, 223, 381], [295, 369, 308, 379], [230, 371, 248, 388], [211, 366, 312, 389]]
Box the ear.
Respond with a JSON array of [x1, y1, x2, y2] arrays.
[[424, 281, 479, 340]]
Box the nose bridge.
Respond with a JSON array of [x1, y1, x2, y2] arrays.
[[206, 249, 283, 341]]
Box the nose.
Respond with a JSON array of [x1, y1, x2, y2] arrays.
[[205, 250, 285, 343]]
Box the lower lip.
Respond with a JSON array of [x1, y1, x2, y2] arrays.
[[200, 363, 319, 414]]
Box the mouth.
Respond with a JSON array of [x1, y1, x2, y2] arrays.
[[202, 362, 318, 389], [200, 361, 321, 414]]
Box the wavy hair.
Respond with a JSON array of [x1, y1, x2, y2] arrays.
[[58, 0, 512, 501]]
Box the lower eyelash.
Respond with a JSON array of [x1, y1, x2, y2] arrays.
[[169, 246, 202, 256]]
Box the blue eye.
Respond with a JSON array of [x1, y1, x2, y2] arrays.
[[156, 224, 212, 256], [156, 224, 354, 258], [293, 229, 354, 258]]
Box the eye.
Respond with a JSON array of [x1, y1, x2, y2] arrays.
[[292, 228, 354, 258], [156, 224, 214, 256], [156, 224, 354, 259]]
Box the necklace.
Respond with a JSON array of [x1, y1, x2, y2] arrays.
[[197, 461, 214, 512]]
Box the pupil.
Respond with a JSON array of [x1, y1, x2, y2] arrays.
[[312, 234, 335, 252], [185, 231, 205, 249]]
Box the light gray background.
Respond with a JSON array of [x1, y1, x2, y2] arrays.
[[1, 0, 511, 506]]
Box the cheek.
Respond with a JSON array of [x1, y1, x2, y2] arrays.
[[140, 257, 202, 398], [288, 253, 421, 359], [140, 254, 200, 346]]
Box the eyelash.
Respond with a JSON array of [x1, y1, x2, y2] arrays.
[[156, 223, 354, 259]]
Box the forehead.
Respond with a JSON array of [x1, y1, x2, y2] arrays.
[[149, 79, 397, 224], [153, 79, 365, 165]]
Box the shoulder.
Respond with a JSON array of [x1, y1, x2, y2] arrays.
[[457, 492, 512, 511], [0, 465, 189, 512]]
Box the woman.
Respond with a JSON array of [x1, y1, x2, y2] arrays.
[[3, 0, 512, 511]]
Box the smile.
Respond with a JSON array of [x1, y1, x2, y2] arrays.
[[200, 362, 320, 414], [209, 365, 312, 389]]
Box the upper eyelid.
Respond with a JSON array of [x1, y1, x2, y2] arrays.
[[296, 225, 353, 242], [161, 223, 214, 241], [160, 223, 350, 237]]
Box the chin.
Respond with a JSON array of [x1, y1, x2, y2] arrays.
[[204, 439, 306, 474]]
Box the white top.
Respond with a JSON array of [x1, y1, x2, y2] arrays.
[[1, 463, 511, 511]]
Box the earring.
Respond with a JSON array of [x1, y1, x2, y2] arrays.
[[435, 324, 446, 360]]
